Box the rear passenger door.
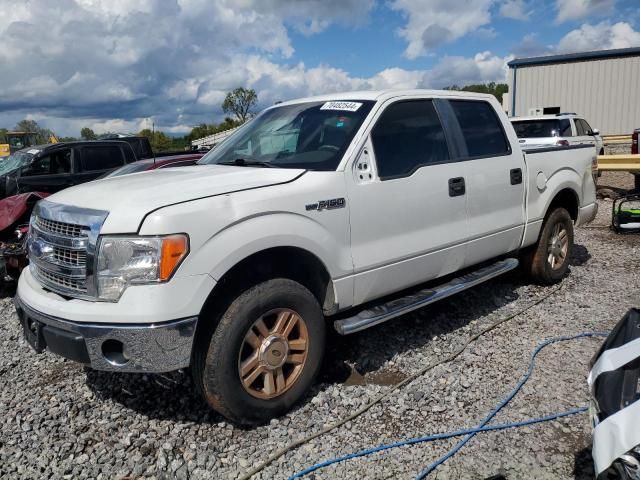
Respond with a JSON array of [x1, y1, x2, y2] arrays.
[[346, 98, 470, 305], [75, 145, 128, 184], [440, 99, 526, 268]]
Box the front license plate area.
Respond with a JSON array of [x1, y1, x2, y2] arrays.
[[22, 315, 46, 353]]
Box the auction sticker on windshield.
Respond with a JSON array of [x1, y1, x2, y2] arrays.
[[320, 101, 362, 112]]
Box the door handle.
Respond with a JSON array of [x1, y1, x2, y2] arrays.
[[510, 168, 523, 185], [448, 177, 465, 197]]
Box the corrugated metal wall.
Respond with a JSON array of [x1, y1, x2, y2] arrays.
[[509, 55, 640, 135]]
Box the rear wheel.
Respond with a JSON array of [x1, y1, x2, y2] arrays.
[[522, 207, 574, 284], [193, 278, 325, 425]]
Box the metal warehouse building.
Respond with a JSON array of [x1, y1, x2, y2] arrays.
[[506, 47, 640, 135]]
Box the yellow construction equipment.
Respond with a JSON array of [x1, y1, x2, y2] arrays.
[[597, 154, 640, 171], [0, 131, 39, 157]]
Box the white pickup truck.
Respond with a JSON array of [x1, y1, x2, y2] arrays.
[[15, 90, 598, 424]]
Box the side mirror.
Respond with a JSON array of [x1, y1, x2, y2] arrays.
[[591, 128, 600, 136]]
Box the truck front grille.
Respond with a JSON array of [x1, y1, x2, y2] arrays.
[[27, 199, 111, 299], [31, 266, 88, 294], [35, 216, 86, 238], [53, 247, 87, 267], [30, 212, 90, 296]]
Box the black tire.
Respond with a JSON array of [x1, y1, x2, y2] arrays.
[[192, 278, 325, 425], [522, 207, 574, 285]]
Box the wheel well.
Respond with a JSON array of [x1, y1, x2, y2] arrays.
[[199, 247, 335, 325], [548, 188, 579, 221]]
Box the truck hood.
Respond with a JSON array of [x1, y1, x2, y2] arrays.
[[46, 165, 305, 232]]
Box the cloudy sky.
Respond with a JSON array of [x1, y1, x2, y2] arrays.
[[1, 0, 639, 137]]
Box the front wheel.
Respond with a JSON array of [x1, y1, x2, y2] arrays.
[[522, 207, 574, 285], [193, 278, 325, 425]]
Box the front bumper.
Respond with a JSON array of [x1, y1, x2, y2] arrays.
[[14, 294, 197, 373]]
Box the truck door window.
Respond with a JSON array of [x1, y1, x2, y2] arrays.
[[81, 146, 125, 171], [122, 145, 137, 163], [577, 119, 592, 135], [371, 100, 449, 180], [448, 100, 510, 158], [23, 149, 71, 176], [559, 119, 572, 136], [574, 119, 587, 136]]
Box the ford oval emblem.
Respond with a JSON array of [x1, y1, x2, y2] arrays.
[[29, 238, 53, 259]]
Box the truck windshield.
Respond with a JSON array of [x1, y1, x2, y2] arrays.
[[511, 119, 566, 138], [199, 100, 375, 171], [0, 151, 34, 175]]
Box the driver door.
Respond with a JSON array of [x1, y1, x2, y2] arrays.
[[346, 98, 470, 305], [17, 147, 74, 194]]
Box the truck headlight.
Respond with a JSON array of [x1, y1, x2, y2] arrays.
[[96, 234, 189, 301]]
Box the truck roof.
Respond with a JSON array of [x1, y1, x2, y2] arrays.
[[511, 114, 579, 122], [273, 89, 497, 107], [16, 140, 134, 156]]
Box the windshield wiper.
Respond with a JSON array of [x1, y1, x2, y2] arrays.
[[219, 158, 274, 168]]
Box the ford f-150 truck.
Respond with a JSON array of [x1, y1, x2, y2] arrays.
[[15, 90, 598, 424]]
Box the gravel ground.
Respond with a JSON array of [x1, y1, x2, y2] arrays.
[[1, 172, 639, 480]]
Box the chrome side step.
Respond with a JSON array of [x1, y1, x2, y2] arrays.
[[333, 258, 519, 335]]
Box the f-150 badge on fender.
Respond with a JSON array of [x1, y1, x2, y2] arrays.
[[305, 198, 346, 211]]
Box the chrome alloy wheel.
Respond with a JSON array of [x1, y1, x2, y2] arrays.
[[547, 222, 569, 270], [238, 309, 309, 399]]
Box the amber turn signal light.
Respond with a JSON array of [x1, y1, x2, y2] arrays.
[[160, 234, 189, 281]]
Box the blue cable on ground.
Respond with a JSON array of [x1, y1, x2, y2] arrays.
[[287, 331, 608, 480]]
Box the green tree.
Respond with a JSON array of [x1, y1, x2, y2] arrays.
[[0, 128, 7, 143], [14, 119, 55, 143], [216, 116, 240, 132], [444, 82, 509, 103], [138, 128, 174, 152], [80, 127, 97, 140], [222, 87, 257, 123], [187, 117, 241, 142]]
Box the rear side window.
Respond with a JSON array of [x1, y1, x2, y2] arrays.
[[371, 100, 450, 179], [449, 100, 510, 158], [81, 146, 125, 171]]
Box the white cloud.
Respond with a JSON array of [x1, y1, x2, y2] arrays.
[[500, 0, 530, 21], [237, 0, 375, 35], [0, 0, 376, 135], [389, 0, 494, 58], [0, 0, 512, 137], [425, 51, 512, 87], [512, 33, 554, 57], [557, 21, 640, 53], [555, 0, 616, 23]]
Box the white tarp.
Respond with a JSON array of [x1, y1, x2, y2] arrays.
[[589, 325, 640, 476]]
